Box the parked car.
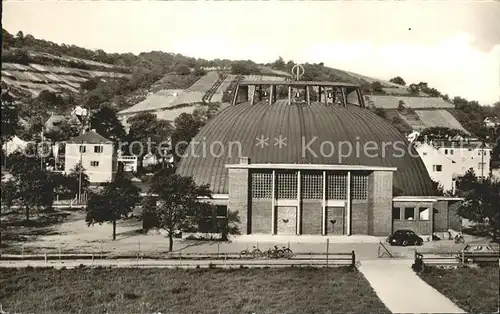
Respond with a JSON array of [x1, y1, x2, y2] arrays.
[[388, 229, 424, 246]]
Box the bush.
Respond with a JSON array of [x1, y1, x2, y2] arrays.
[[175, 64, 191, 76], [193, 67, 206, 76]]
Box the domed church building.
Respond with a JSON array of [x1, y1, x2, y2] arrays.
[[176, 68, 462, 237]]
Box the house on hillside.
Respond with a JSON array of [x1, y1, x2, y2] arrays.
[[2, 135, 28, 155], [64, 130, 117, 184], [415, 142, 458, 192], [434, 141, 492, 179], [415, 140, 492, 191], [484, 117, 500, 128]]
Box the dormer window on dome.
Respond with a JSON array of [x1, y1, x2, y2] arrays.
[[231, 64, 365, 108]]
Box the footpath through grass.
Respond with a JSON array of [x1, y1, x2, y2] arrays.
[[419, 265, 500, 313], [0, 266, 389, 314]]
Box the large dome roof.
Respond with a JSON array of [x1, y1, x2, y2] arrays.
[[176, 100, 434, 196]]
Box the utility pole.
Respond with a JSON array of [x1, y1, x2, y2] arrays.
[[40, 130, 44, 170], [78, 140, 83, 203], [481, 140, 485, 180]]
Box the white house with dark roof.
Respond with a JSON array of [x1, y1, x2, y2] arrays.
[[64, 130, 117, 183]]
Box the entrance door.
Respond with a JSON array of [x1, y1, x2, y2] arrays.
[[276, 206, 297, 235], [326, 206, 345, 235]]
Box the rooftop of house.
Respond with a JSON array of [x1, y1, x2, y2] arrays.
[[66, 130, 113, 144], [432, 141, 492, 149]]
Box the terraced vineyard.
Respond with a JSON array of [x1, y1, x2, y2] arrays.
[[365, 95, 454, 109], [119, 72, 222, 117], [415, 109, 470, 134], [1, 62, 130, 97]]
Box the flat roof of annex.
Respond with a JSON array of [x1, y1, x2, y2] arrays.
[[238, 80, 359, 88]]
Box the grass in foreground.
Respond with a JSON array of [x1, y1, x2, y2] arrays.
[[419, 265, 500, 313], [0, 266, 389, 314]]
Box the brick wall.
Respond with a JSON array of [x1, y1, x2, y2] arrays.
[[228, 168, 249, 235], [351, 201, 369, 234], [251, 199, 272, 233], [369, 171, 393, 236], [302, 200, 322, 234]]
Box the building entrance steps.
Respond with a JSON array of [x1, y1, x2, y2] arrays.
[[358, 259, 466, 313]]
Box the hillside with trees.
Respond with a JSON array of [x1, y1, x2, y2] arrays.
[[3, 29, 499, 151]]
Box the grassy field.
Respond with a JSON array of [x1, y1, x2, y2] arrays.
[[0, 267, 389, 314], [419, 266, 500, 313]]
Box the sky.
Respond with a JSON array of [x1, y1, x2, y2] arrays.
[[3, 1, 500, 105]]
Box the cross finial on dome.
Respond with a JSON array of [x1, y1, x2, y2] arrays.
[[291, 64, 305, 81]]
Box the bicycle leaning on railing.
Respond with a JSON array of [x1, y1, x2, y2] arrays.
[[239, 246, 263, 259], [265, 245, 294, 259]]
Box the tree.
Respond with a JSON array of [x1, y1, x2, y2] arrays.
[[85, 166, 140, 240], [81, 78, 103, 91], [44, 116, 81, 142], [492, 131, 500, 163], [0, 90, 18, 143], [171, 113, 205, 162], [373, 107, 387, 119], [455, 169, 478, 196], [457, 178, 500, 242], [175, 64, 191, 75], [146, 174, 213, 251], [231, 61, 261, 75], [417, 127, 467, 142], [397, 100, 406, 112], [389, 76, 406, 86], [8, 152, 54, 221], [193, 67, 206, 76], [431, 180, 444, 196], [66, 162, 90, 198], [89, 106, 126, 143], [408, 84, 419, 95], [127, 113, 173, 169], [272, 57, 286, 70], [371, 81, 384, 93], [1, 179, 17, 210]]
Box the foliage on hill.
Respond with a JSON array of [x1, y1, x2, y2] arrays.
[[4, 29, 499, 149], [448, 97, 500, 140], [417, 127, 468, 141], [230, 60, 261, 75]]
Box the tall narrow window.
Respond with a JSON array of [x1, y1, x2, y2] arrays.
[[276, 171, 298, 199], [79, 145, 86, 153], [251, 171, 273, 199], [351, 173, 369, 200], [327, 172, 347, 200], [302, 172, 323, 199]]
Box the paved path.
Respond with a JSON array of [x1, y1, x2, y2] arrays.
[[358, 259, 466, 313]]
